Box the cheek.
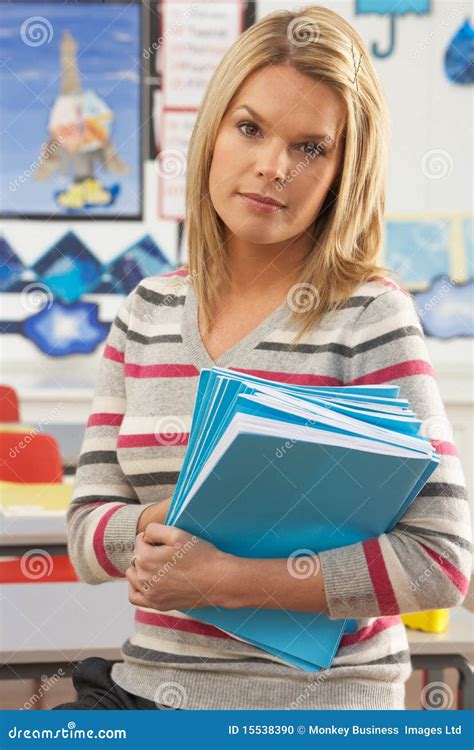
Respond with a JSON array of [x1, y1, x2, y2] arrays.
[[293, 164, 336, 206]]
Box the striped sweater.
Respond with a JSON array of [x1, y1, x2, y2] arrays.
[[67, 269, 472, 710]]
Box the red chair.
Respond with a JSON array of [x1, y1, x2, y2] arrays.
[[0, 385, 20, 422], [0, 431, 63, 483]]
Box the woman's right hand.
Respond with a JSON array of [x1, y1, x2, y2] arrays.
[[137, 496, 173, 534]]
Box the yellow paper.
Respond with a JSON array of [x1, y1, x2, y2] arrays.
[[0, 480, 72, 511]]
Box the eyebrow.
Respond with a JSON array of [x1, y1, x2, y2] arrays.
[[230, 104, 337, 148]]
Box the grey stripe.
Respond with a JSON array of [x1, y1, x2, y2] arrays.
[[122, 640, 276, 666], [69, 494, 134, 504], [339, 296, 377, 309], [395, 523, 472, 552], [114, 315, 128, 334], [78, 451, 119, 467], [129, 471, 180, 487], [332, 650, 411, 668], [137, 285, 186, 307], [256, 326, 422, 356], [419, 483, 468, 500], [127, 330, 183, 345]]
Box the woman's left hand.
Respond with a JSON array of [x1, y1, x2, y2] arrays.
[[125, 523, 232, 611]]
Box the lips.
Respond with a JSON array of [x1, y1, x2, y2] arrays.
[[239, 192, 285, 208]]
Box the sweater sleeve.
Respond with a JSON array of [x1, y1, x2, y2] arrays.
[[318, 285, 472, 619], [66, 289, 155, 585]]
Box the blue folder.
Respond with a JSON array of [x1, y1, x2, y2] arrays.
[[165, 368, 439, 671]]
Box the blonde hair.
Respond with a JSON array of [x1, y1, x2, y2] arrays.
[[182, 5, 391, 343]]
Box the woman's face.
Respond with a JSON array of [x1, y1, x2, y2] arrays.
[[208, 63, 346, 247]]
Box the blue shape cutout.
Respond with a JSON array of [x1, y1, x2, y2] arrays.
[[414, 276, 474, 338], [22, 300, 109, 356], [105, 235, 173, 293], [445, 19, 474, 85], [386, 220, 450, 288], [0, 237, 25, 291], [356, 0, 431, 58], [32, 231, 102, 303]]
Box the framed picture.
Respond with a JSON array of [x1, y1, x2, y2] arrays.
[[0, 1, 143, 220]]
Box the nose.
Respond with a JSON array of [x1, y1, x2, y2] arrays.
[[255, 137, 289, 183]]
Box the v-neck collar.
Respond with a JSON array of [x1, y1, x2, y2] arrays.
[[181, 282, 290, 370]]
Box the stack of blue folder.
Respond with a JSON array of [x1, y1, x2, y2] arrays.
[[165, 366, 440, 672]]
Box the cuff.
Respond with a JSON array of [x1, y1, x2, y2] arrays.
[[318, 542, 380, 619], [102, 502, 157, 576]]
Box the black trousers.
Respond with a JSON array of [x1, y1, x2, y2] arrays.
[[52, 657, 177, 710]]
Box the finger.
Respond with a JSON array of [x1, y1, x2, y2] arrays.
[[126, 565, 144, 590], [134, 533, 173, 569], [144, 522, 195, 547], [127, 581, 148, 608]]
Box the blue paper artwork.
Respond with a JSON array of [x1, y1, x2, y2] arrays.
[[106, 235, 174, 294], [414, 276, 474, 338], [0, 238, 25, 291], [32, 231, 103, 303], [463, 218, 474, 278], [22, 300, 109, 356], [0, 3, 141, 218], [445, 19, 474, 84], [385, 220, 450, 288], [356, 0, 431, 58]]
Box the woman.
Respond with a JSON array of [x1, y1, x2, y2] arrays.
[[53, 6, 471, 710]]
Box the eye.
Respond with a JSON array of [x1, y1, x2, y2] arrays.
[[237, 121, 261, 138], [298, 141, 326, 157]]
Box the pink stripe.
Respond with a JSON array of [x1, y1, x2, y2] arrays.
[[339, 615, 401, 647], [362, 538, 399, 615], [161, 268, 189, 278], [135, 609, 237, 640], [372, 277, 412, 298], [349, 359, 435, 385], [118, 433, 189, 448], [431, 440, 459, 457], [93, 504, 126, 578], [125, 363, 199, 378], [87, 412, 123, 428], [104, 344, 124, 363], [230, 368, 342, 386], [420, 542, 469, 597]]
